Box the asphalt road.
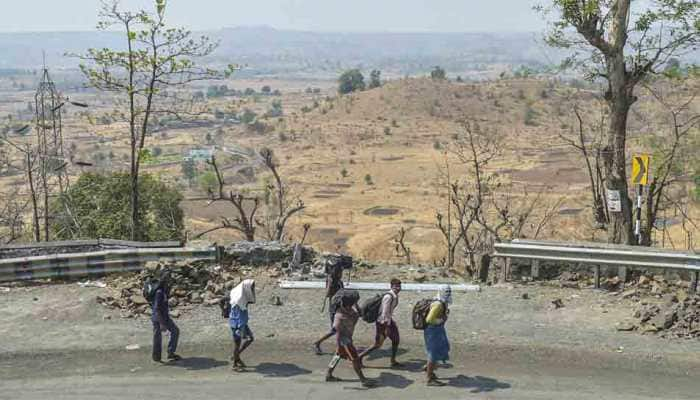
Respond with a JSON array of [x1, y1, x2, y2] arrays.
[[2, 338, 698, 400]]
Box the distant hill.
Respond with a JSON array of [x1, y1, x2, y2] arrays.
[[0, 27, 562, 78]]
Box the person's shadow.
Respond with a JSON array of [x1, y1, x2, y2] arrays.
[[445, 374, 511, 393], [254, 362, 312, 378], [169, 357, 228, 371], [376, 372, 414, 389]]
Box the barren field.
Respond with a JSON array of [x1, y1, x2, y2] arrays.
[[1, 75, 698, 263]]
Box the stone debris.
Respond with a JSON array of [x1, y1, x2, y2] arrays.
[[552, 298, 564, 309], [616, 274, 700, 339], [94, 241, 461, 318]]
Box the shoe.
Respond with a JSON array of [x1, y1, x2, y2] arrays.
[[314, 344, 323, 355], [152, 357, 162, 363], [361, 379, 377, 388], [235, 359, 247, 368], [427, 378, 446, 387], [390, 361, 403, 368], [167, 353, 182, 361], [325, 376, 342, 382], [232, 365, 244, 373]]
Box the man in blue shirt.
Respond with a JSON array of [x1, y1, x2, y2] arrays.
[[151, 270, 181, 362]]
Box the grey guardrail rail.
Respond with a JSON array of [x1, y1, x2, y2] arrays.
[[0, 247, 217, 282], [493, 239, 700, 291]]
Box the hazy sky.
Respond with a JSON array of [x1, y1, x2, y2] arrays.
[[0, 0, 545, 33]]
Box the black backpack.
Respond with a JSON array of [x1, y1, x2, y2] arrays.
[[412, 299, 435, 330], [331, 289, 359, 310], [359, 293, 389, 323], [218, 295, 231, 319], [143, 277, 160, 305]]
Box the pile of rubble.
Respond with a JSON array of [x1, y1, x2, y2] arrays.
[[95, 241, 354, 317], [96, 261, 237, 318], [615, 275, 700, 338]]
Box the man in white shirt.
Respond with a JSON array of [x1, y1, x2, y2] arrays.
[[358, 278, 402, 367]]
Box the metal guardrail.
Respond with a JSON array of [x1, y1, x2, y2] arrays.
[[0, 247, 217, 282], [493, 239, 700, 291], [0, 238, 182, 251]]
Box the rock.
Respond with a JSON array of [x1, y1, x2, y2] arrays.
[[131, 295, 148, 306], [552, 298, 564, 309], [641, 324, 659, 333], [651, 282, 668, 294], [521, 293, 529, 300], [638, 275, 650, 286], [676, 290, 689, 304], [413, 273, 427, 283], [270, 295, 283, 306], [224, 241, 315, 266], [559, 271, 577, 281], [125, 344, 140, 351], [621, 289, 638, 299], [560, 281, 579, 289], [616, 322, 636, 331], [170, 311, 181, 319]]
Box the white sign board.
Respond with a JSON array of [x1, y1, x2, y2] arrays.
[[607, 190, 622, 213]]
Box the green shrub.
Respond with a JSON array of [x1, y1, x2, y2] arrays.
[[51, 173, 184, 241]]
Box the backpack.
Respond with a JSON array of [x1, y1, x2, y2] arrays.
[[359, 293, 389, 323], [218, 295, 231, 319], [411, 299, 435, 330], [324, 255, 353, 274], [331, 289, 359, 309], [143, 277, 160, 305]]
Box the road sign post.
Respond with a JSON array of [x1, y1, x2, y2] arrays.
[[631, 154, 650, 244]]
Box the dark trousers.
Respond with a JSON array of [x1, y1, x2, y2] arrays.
[[152, 318, 179, 360]]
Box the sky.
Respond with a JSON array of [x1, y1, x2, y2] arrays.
[[0, 0, 546, 33]]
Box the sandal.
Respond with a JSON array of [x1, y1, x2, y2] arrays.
[[325, 376, 342, 382], [427, 378, 446, 387]]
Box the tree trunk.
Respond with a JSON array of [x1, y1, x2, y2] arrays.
[[131, 155, 140, 241], [604, 53, 635, 245]]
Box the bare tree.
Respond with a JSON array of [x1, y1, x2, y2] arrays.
[[0, 187, 27, 245], [557, 102, 609, 228], [638, 76, 700, 246], [440, 120, 563, 277], [393, 226, 412, 265], [194, 156, 259, 241], [258, 148, 305, 241]]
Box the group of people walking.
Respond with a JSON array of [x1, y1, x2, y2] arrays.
[[149, 264, 453, 388]]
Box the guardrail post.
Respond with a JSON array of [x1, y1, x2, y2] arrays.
[[691, 271, 699, 294], [594, 265, 601, 289], [531, 260, 540, 280], [618, 266, 628, 283]]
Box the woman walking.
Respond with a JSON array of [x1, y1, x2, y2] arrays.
[[424, 285, 451, 386]]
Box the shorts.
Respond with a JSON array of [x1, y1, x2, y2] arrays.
[[336, 343, 359, 361], [375, 320, 400, 344], [231, 325, 254, 341]]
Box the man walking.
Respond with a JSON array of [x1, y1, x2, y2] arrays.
[[313, 261, 345, 354], [359, 278, 402, 367], [325, 289, 376, 388], [151, 270, 181, 363]]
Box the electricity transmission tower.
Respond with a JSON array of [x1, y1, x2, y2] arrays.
[[33, 64, 68, 241]]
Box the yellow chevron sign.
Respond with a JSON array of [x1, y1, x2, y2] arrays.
[[631, 154, 650, 185]]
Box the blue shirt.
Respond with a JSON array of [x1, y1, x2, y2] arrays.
[[229, 305, 249, 329]]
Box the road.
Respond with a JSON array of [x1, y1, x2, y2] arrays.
[[2, 338, 698, 400]]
